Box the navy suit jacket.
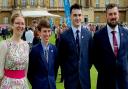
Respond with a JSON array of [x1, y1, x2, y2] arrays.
[[58, 27, 92, 89], [27, 43, 57, 89], [93, 25, 128, 89]]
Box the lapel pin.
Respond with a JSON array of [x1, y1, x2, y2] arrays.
[[51, 50, 53, 52], [121, 33, 123, 36]]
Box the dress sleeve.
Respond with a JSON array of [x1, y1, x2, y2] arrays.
[[0, 40, 7, 80], [25, 42, 29, 76]]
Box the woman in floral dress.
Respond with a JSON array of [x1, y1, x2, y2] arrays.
[[0, 12, 29, 89]]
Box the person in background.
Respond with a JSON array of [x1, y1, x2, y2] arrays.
[[93, 3, 128, 89], [57, 3, 92, 89], [32, 28, 41, 46], [54, 25, 63, 83], [2, 27, 8, 40], [0, 12, 29, 89], [55, 22, 68, 82], [25, 27, 34, 48], [62, 22, 67, 32], [31, 20, 38, 31], [21, 26, 28, 41], [27, 19, 57, 89]]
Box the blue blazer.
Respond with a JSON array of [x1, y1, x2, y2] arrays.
[[27, 43, 57, 89], [58, 27, 92, 89], [93, 25, 128, 89]]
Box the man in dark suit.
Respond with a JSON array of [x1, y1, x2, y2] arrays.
[[93, 3, 128, 89], [58, 3, 92, 89], [27, 19, 57, 89]]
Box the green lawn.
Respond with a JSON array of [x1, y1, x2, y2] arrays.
[[90, 66, 97, 89], [0, 36, 3, 42], [0, 34, 98, 89]]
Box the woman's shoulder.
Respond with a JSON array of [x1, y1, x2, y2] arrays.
[[22, 40, 28, 44], [22, 40, 29, 47]]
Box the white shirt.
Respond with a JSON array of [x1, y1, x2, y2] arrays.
[[107, 25, 120, 51], [72, 25, 81, 41], [25, 30, 34, 43]]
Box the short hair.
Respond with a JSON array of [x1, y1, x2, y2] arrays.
[[32, 20, 38, 24], [37, 19, 50, 31], [11, 12, 24, 24], [106, 3, 119, 12], [70, 3, 82, 14], [34, 29, 40, 37]]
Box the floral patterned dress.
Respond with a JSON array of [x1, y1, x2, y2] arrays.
[[0, 39, 29, 89]]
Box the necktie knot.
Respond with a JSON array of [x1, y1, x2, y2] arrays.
[[76, 30, 79, 34], [76, 30, 79, 43], [111, 31, 116, 35]]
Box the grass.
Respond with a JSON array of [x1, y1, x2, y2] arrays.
[[49, 33, 56, 44], [56, 69, 65, 89], [0, 36, 3, 42], [0, 34, 98, 89], [90, 66, 97, 89]]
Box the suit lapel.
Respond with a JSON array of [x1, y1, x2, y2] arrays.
[[39, 43, 48, 70], [48, 45, 51, 70], [68, 27, 77, 50], [118, 26, 124, 54], [80, 27, 88, 53], [103, 26, 115, 56], [47, 45, 54, 70], [104, 26, 126, 57]]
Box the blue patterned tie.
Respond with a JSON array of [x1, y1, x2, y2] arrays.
[[44, 48, 48, 62]]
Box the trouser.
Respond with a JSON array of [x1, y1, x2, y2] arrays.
[[77, 81, 82, 89]]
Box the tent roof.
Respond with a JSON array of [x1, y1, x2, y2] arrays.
[[21, 10, 61, 17]]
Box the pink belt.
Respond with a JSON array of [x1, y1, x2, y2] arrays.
[[4, 69, 25, 79]]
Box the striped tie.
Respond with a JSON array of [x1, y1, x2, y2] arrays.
[[44, 48, 48, 62], [111, 31, 118, 57]]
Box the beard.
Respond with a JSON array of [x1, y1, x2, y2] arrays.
[[107, 20, 118, 29]]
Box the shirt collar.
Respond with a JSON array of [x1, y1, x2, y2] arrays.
[[71, 25, 81, 34], [41, 40, 49, 50], [107, 24, 119, 34]]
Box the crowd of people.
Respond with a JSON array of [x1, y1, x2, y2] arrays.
[[0, 26, 11, 40], [0, 3, 128, 89]]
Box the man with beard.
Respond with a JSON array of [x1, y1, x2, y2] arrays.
[[93, 3, 128, 89]]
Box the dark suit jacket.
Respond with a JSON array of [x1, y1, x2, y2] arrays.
[[27, 43, 57, 89], [58, 27, 92, 89], [32, 37, 41, 46], [93, 25, 128, 89]]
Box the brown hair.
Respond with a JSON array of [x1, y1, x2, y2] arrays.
[[32, 20, 38, 24], [11, 12, 24, 24], [37, 19, 50, 31], [34, 28, 40, 37], [106, 3, 119, 12]]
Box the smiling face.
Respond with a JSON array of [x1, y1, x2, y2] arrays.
[[70, 9, 82, 28], [106, 7, 119, 28], [12, 16, 25, 37], [40, 28, 51, 44]]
